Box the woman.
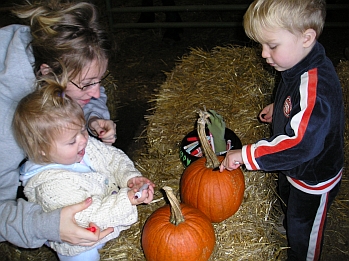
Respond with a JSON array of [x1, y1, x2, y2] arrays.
[[0, 0, 115, 251]]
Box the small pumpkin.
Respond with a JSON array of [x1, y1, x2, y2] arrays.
[[142, 186, 215, 261], [181, 110, 245, 223]]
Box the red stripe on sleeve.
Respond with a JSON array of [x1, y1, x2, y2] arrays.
[[255, 69, 318, 158]]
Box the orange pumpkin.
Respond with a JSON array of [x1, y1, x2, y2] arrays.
[[181, 155, 245, 223], [180, 110, 245, 223], [142, 186, 215, 261]]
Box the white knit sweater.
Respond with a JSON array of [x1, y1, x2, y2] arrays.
[[23, 137, 142, 256]]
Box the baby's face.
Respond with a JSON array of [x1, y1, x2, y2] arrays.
[[259, 27, 313, 72], [48, 124, 89, 165]]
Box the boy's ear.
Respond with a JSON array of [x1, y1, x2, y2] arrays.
[[40, 64, 51, 75], [303, 29, 317, 48]]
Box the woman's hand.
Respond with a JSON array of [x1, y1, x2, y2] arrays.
[[259, 103, 274, 123], [60, 197, 114, 246], [127, 177, 155, 205], [88, 117, 116, 145]]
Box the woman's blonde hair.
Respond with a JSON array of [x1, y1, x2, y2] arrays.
[[243, 0, 326, 43], [13, 0, 111, 82], [13, 76, 86, 164]]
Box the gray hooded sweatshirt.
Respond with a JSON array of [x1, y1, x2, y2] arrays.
[[0, 24, 110, 248]]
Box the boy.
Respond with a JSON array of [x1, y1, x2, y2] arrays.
[[220, 0, 344, 260], [13, 79, 155, 261]]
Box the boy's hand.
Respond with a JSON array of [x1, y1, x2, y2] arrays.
[[259, 103, 274, 123], [220, 149, 243, 171]]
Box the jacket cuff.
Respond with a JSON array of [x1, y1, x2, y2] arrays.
[[242, 144, 260, 170]]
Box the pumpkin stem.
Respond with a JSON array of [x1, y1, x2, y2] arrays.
[[163, 186, 185, 225], [198, 109, 221, 169]]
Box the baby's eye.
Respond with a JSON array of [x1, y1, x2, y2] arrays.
[[69, 140, 77, 145], [269, 45, 277, 50]]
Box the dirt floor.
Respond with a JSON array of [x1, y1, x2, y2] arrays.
[[1, 0, 349, 260]]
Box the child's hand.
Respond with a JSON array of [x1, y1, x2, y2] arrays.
[[220, 149, 243, 171], [259, 103, 274, 123], [127, 177, 155, 205]]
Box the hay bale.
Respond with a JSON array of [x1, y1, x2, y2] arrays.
[[100, 45, 282, 260], [104, 72, 119, 122], [337, 60, 349, 161], [145, 45, 274, 154]]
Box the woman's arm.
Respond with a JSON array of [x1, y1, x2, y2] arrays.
[[0, 144, 61, 247], [83, 87, 110, 122]]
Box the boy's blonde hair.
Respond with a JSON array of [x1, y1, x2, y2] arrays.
[[13, 0, 111, 83], [243, 0, 326, 43], [13, 77, 86, 164]]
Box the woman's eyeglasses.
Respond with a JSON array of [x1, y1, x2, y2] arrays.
[[70, 71, 110, 91]]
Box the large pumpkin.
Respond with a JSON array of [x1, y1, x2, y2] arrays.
[[180, 110, 245, 223], [181, 155, 245, 223], [142, 186, 215, 261]]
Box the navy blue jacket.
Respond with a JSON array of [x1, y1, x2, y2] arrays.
[[242, 41, 344, 194]]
